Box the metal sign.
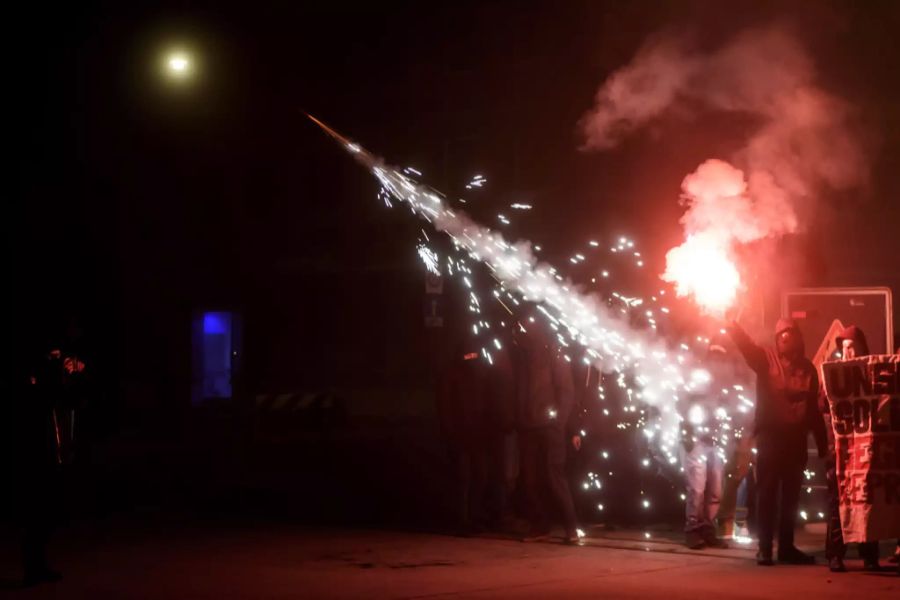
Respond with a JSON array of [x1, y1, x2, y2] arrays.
[[425, 273, 443, 295], [782, 287, 894, 360]]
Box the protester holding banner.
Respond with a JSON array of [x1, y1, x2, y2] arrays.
[[727, 318, 828, 566], [822, 326, 882, 572], [820, 336, 900, 575]]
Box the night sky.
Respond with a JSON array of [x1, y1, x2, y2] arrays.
[[11, 1, 900, 399]]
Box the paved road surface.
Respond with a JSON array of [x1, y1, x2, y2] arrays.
[[1, 517, 897, 598]]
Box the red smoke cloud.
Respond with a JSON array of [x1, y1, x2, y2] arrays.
[[579, 26, 868, 313]]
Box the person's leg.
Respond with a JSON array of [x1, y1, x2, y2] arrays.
[[544, 426, 578, 539], [683, 443, 707, 547], [519, 430, 549, 536], [746, 465, 758, 536], [858, 542, 881, 569], [453, 447, 473, 532], [469, 442, 490, 530], [777, 435, 811, 562], [717, 434, 753, 538], [754, 434, 779, 561], [499, 432, 519, 524], [702, 445, 725, 545], [825, 464, 846, 562], [485, 434, 506, 526]]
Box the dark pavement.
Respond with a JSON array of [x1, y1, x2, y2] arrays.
[[1, 515, 897, 599]]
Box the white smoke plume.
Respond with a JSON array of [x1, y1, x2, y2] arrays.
[[579, 25, 868, 312]]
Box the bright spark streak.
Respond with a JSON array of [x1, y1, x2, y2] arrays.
[[417, 245, 440, 275], [312, 118, 711, 453]]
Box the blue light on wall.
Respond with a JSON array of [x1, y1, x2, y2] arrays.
[[203, 312, 229, 335], [201, 311, 232, 399]]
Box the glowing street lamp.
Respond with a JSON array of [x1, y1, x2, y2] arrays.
[[163, 50, 193, 80]]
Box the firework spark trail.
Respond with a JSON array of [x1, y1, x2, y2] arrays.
[[307, 114, 703, 462]]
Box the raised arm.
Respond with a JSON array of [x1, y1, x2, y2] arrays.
[[726, 321, 768, 375]]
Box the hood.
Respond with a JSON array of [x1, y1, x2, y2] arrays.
[[774, 317, 805, 358], [835, 325, 870, 357], [774, 317, 799, 338]]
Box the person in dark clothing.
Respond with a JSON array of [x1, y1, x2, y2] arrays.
[[512, 317, 582, 544], [437, 344, 492, 534], [823, 325, 882, 572], [15, 344, 87, 586], [727, 317, 827, 566], [483, 340, 518, 529]]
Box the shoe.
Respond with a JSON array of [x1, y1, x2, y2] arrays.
[[702, 532, 729, 549], [563, 533, 582, 546], [862, 559, 883, 572], [828, 556, 847, 572], [686, 531, 705, 550], [757, 551, 775, 566], [777, 547, 816, 565]]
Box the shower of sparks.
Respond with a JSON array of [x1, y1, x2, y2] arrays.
[[304, 114, 812, 527], [311, 121, 697, 463], [417, 244, 440, 275], [465, 174, 487, 190]]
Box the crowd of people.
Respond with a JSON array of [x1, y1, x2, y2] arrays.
[[13, 312, 898, 588], [437, 314, 584, 544], [437, 313, 900, 574]]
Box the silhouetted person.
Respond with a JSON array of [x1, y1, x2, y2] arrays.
[[681, 345, 730, 550], [824, 325, 882, 572], [14, 342, 86, 586], [437, 344, 492, 534], [714, 345, 756, 542], [513, 317, 581, 544], [727, 318, 827, 566], [483, 338, 518, 529]]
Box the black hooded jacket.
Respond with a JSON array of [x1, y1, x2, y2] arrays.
[[513, 342, 575, 431], [727, 319, 827, 453]]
